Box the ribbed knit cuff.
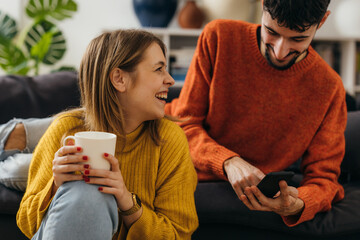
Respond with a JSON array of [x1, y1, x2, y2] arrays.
[[126, 205, 152, 238], [210, 146, 239, 181], [282, 186, 317, 226]]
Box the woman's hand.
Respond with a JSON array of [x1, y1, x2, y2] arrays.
[[52, 140, 88, 194], [240, 180, 305, 216], [83, 153, 142, 227], [82, 153, 131, 207]]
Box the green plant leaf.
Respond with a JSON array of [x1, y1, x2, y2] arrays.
[[0, 36, 29, 75], [26, 0, 77, 22], [24, 20, 66, 65], [30, 31, 53, 61], [0, 10, 18, 40]]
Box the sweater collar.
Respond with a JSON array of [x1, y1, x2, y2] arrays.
[[248, 23, 317, 76], [116, 123, 145, 153]]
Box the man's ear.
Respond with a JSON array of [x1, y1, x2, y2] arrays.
[[110, 68, 127, 92], [317, 10, 331, 30]]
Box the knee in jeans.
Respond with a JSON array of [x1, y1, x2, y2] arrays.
[[59, 181, 116, 214]]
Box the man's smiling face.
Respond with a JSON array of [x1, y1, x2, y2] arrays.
[[260, 11, 318, 70]]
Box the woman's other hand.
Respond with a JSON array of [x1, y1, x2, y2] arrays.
[[52, 140, 88, 195]]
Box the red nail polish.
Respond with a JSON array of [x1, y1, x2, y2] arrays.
[[84, 164, 89, 169], [77, 147, 82, 151], [82, 156, 88, 160], [84, 170, 90, 175], [98, 187, 103, 191], [84, 177, 90, 182], [104, 153, 109, 157]]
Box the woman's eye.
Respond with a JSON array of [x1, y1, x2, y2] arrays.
[[156, 67, 163, 72]]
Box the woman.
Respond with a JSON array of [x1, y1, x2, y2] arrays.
[[16, 29, 199, 240]]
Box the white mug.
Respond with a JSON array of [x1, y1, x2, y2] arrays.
[[63, 131, 117, 170]]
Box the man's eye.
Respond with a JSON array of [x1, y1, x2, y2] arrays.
[[156, 67, 163, 72], [268, 30, 277, 35], [293, 39, 304, 43]]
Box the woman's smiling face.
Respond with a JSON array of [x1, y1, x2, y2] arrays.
[[120, 43, 175, 128]]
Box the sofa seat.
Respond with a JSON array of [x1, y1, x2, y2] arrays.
[[193, 181, 360, 240]]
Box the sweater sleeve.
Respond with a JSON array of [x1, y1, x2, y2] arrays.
[[166, 23, 238, 180], [125, 121, 199, 239], [16, 116, 80, 238], [282, 84, 347, 226]]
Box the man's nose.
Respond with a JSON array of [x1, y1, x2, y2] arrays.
[[273, 38, 290, 61]]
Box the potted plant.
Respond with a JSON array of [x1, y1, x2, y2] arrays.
[[0, 0, 77, 75]]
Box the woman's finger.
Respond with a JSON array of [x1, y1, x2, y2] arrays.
[[97, 186, 117, 195], [54, 154, 88, 166], [54, 164, 88, 174], [53, 173, 83, 186], [82, 169, 118, 179], [83, 176, 118, 187], [103, 153, 120, 172], [56, 145, 83, 157]]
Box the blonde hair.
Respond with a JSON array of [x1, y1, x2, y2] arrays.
[[62, 29, 167, 146]]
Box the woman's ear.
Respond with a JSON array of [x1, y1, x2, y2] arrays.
[[110, 68, 128, 92]]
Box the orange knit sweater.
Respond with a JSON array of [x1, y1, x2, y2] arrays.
[[165, 20, 347, 226]]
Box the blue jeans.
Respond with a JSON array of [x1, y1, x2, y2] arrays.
[[0, 118, 53, 191], [32, 181, 119, 240]]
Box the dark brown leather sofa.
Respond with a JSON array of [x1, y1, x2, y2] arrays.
[[1, 72, 360, 239]]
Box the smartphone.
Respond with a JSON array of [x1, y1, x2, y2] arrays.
[[256, 171, 295, 198]]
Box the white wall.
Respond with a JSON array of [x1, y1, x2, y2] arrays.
[[0, 0, 150, 74], [0, 0, 348, 75], [315, 0, 343, 38]]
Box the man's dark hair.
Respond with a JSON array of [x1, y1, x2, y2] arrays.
[[263, 0, 331, 32]]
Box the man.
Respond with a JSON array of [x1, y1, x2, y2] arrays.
[[165, 0, 346, 226]]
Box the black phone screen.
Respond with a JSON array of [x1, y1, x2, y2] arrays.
[[256, 171, 295, 198]]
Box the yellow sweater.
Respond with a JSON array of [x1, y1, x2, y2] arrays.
[[17, 113, 199, 239]]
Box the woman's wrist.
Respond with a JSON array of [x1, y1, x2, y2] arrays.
[[117, 190, 133, 211]]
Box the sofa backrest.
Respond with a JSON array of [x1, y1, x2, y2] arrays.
[[0, 71, 80, 124], [343, 111, 360, 181]]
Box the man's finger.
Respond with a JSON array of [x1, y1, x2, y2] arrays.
[[231, 182, 244, 199], [251, 186, 270, 206], [240, 194, 255, 210], [279, 180, 290, 198], [244, 187, 263, 209]]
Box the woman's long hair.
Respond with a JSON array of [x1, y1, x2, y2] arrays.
[[62, 29, 167, 146]]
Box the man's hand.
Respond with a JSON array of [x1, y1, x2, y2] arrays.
[[240, 180, 305, 216], [224, 156, 266, 198]]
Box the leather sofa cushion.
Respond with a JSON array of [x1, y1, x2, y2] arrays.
[[195, 181, 360, 237], [343, 111, 360, 180], [0, 71, 80, 124]]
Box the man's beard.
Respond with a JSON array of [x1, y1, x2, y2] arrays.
[[264, 44, 306, 71]]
